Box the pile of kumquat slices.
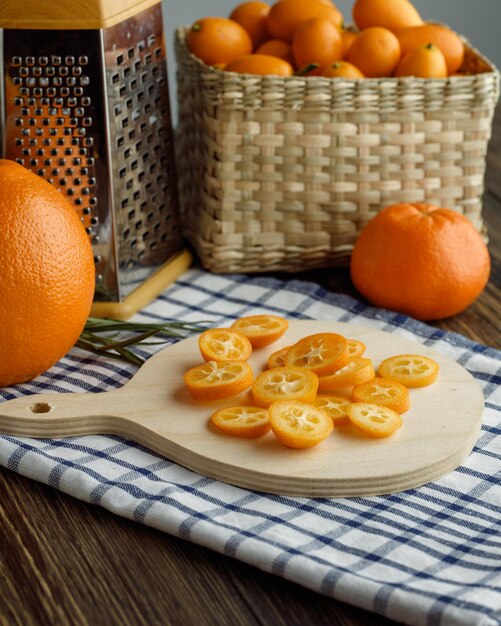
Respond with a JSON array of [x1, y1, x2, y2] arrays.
[[183, 315, 440, 449]]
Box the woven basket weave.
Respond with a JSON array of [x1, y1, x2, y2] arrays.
[[174, 26, 500, 273]]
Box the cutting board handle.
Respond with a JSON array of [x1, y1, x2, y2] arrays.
[[0, 389, 127, 438]]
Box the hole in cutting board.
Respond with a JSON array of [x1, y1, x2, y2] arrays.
[[29, 402, 53, 414]]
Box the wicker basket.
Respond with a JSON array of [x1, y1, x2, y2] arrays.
[[174, 27, 500, 273]]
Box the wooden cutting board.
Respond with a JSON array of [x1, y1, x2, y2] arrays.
[[0, 321, 484, 498]]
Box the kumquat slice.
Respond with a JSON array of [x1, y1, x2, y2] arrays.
[[347, 402, 402, 439], [269, 400, 334, 448], [351, 377, 411, 415], [231, 315, 289, 348], [378, 354, 439, 388], [267, 346, 290, 369], [347, 339, 366, 360], [285, 333, 349, 377], [252, 366, 319, 408], [318, 357, 375, 393], [184, 361, 253, 401], [210, 406, 271, 438], [199, 328, 252, 363], [315, 395, 351, 427]]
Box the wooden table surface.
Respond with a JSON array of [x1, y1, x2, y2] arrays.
[[1, 109, 500, 626]]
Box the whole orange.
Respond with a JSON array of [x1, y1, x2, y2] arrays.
[[292, 18, 343, 70], [225, 54, 294, 76], [256, 39, 295, 67], [187, 17, 253, 66], [350, 203, 491, 321], [340, 27, 358, 57], [395, 44, 448, 78], [229, 1, 271, 49], [0, 160, 95, 387], [322, 60, 365, 78], [397, 24, 465, 75], [346, 27, 401, 78], [267, 0, 343, 43], [353, 0, 422, 32]]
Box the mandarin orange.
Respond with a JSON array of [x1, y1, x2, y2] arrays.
[[395, 43, 448, 78], [187, 17, 253, 66], [397, 24, 465, 75], [322, 60, 364, 78], [292, 17, 343, 70], [350, 203, 491, 320], [255, 39, 295, 66], [229, 1, 271, 48], [267, 0, 343, 42], [346, 27, 401, 77], [353, 0, 422, 32]]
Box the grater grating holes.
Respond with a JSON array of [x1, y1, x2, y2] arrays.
[[7, 54, 101, 267]]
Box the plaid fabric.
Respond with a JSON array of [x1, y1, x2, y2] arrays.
[[1, 269, 500, 626]]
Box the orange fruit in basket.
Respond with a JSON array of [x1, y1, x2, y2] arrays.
[[353, 0, 423, 32], [184, 360, 253, 401], [346, 27, 401, 77], [322, 61, 365, 79], [267, 0, 343, 43], [231, 315, 289, 347], [395, 44, 448, 78], [378, 354, 439, 388], [269, 400, 333, 448], [292, 18, 343, 70], [199, 328, 252, 362], [225, 54, 294, 76], [255, 39, 295, 67], [397, 24, 465, 75], [352, 377, 411, 414], [229, 1, 271, 49], [0, 160, 95, 388], [187, 17, 253, 66], [340, 27, 358, 57], [350, 203, 491, 320]]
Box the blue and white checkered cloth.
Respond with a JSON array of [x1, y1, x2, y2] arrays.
[[1, 269, 500, 626]]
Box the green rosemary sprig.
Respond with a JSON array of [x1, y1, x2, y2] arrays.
[[77, 317, 211, 366]]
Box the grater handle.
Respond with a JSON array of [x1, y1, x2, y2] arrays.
[[0, 0, 160, 30]]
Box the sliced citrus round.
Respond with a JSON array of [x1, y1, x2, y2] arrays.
[[285, 332, 349, 376], [199, 328, 252, 362], [347, 339, 366, 360], [184, 361, 253, 401], [378, 354, 439, 388], [231, 315, 289, 348], [315, 395, 351, 426], [318, 357, 375, 392], [210, 406, 270, 438], [269, 400, 334, 448], [347, 402, 403, 439], [252, 366, 319, 408], [267, 345, 290, 369], [351, 377, 411, 414]]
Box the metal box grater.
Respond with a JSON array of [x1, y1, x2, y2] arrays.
[[0, 0, 186, 311]]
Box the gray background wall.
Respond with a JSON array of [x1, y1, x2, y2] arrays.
[[162, 0, 501, 122]]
